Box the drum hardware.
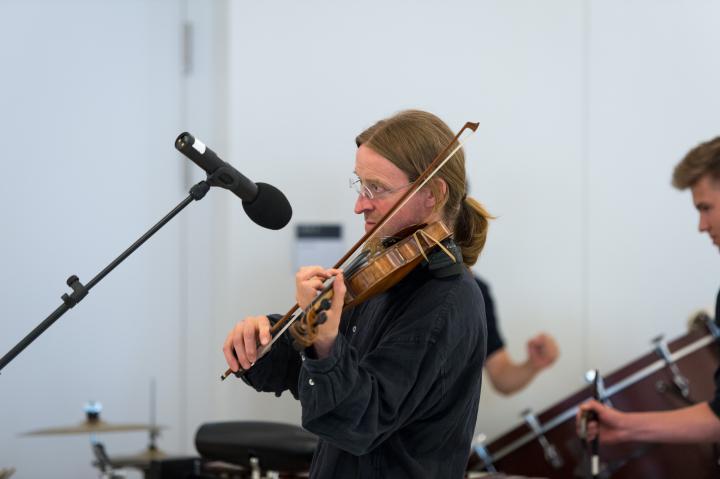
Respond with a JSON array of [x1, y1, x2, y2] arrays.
[[475, 337, 704, 472], [690, 311, 720, 339], [521, 409, 563, 469], [21, 395, 176, 479], [107, 381, 169, 471], [654, 379, 695, 405], [706, 317, 720, 340], [92, 440, 126, 479], [249, 456, 261, 479], [475, 404, 580, 468], [599, 334, 713, 400], [105, 377, 181, 473], [470, 327, 720, 478], [652, 335, 690, 399], [245, 456, 281, 479], [471, 433, 498, 473]]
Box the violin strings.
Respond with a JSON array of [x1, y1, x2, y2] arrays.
[[412, 229, 457, 264]]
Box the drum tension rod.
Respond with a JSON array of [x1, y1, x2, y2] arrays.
[[699, 312, 720, 339], [521, 409, 564, 469], [652, 335, 690, 399], [471, 433, 497, 473]]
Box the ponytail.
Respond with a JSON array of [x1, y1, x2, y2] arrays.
[[453, 196, 492, 267]]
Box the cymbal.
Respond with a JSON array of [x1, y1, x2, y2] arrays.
[[109, 447, 170, 468], [21, 419, 164, 436]]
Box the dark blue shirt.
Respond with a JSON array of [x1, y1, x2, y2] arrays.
[[474, 276, 505, 358], [244, 241, 487, 478], [710, 289, 720, 418]]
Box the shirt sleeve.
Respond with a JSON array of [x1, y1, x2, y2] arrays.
[[710, 290, 720, 418], [241, 314, 302, 399], [475, 276, 505, 357], [297, 284, 482, 456], [709, 365, 720, 418]]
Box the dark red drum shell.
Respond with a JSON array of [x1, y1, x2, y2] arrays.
[[470, 327, 720, 479]]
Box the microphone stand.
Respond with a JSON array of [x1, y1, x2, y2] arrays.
[[0, 180, 211, 375]]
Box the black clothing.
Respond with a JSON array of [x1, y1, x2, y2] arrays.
[[710, 289, 720, 418], [474, 276, 505, 358], [244, 241, 487, 478]]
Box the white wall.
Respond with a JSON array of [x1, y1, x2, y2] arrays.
[[0, 1, 195, 477], [178, 0, 233, 455], [2, 1, 720, 477]]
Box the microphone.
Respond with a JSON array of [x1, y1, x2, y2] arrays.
[[175, 132, 292, 230]]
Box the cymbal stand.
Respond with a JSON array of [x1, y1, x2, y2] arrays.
[[147, 378, 160, 453], [91, 438, 125, 479]]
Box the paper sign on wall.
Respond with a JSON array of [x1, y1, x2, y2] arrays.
[[294, 224, 344, 271]]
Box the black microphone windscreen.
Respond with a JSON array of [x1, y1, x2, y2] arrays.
[[242, 182, 292, 230]]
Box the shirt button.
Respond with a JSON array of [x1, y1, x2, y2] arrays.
[[308, 378, 315, 386], [352, 325, 357, 333]]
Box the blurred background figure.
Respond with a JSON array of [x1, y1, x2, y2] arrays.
[[476, 276, 559, 395]]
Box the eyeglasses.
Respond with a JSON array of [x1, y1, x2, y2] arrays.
[[349, 175, 413, 200]]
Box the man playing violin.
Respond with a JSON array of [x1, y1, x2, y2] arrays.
[[223, 110, 492, 478], [577, 136, 720, 444]]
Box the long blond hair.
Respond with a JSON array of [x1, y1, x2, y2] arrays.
[[356, 110, 491, 266]]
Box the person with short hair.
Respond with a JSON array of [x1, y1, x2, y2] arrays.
[[577, 136, 720, 444]]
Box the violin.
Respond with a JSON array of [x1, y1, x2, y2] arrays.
[[220, 121, 478, 381], [290, 220, 455, 348]]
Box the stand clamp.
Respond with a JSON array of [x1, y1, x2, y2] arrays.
[[61, 275, 88, 308]]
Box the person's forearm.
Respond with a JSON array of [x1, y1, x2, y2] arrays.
[[623, 403, 720, 443], [487, 355, 539, 395]]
